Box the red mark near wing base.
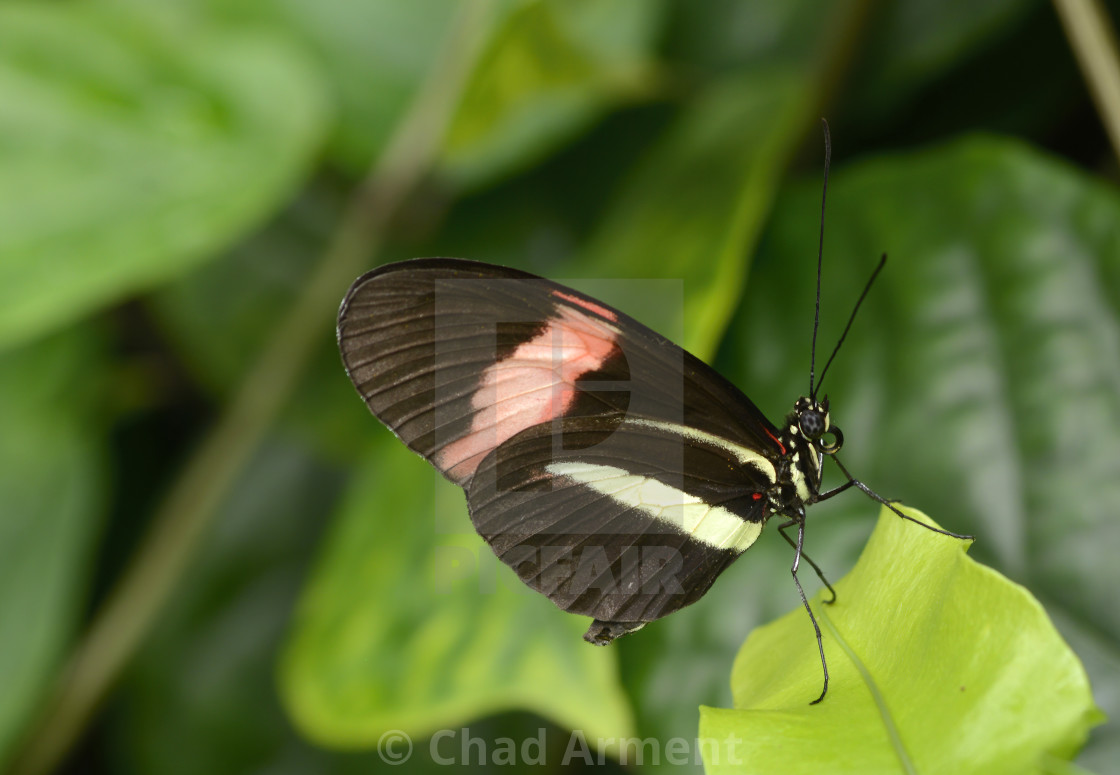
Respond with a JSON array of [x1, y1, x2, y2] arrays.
[[764, 426, 786, 455]]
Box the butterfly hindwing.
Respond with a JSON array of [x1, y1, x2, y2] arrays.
[[467, 414, 775, 626]]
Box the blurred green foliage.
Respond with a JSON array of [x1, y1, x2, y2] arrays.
[[1, 0, 1118, 773]]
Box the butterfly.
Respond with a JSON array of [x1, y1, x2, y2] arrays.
[[335, 127, 969, 704]]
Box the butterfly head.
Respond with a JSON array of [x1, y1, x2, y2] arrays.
[[793, 396, 843, 455]]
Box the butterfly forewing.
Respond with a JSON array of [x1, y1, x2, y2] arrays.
[[337, 259, 786, 483]]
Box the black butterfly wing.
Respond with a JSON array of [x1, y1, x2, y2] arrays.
[[467, 413, 776, 634], [337, 258, 787, 486], [337, 258, 788, 640]]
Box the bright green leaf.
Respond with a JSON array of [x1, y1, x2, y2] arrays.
[[0, 330, 107, 766], [0, 1, 328, 351], [699, 507, 1101, 774], [280, 440, 635, 748]]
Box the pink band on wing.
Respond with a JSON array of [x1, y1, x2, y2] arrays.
[[552, 290, 618, 322], [436, 304, 620, 482]]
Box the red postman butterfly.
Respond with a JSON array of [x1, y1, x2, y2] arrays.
[[336, 133, 969, 704]]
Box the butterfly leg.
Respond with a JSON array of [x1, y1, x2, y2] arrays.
[[819, 480, 902, 505], [814, 479, 855, 502], [777, 521, 836, 604], [781, 512, 829, 705], [830, 456, 973, 540]]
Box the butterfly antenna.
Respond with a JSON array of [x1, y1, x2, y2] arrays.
[[809, 119, 831, 400], [813, 253, 887, 397]]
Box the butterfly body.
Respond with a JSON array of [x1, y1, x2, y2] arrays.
[[337, 258, 844, 645]]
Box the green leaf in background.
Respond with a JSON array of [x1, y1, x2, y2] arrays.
[[440, 0, 666, 189], [246, 0, 460, 174], [159, 0, 464, 174], [183, 0, 659, 186], [665, 0, 827, 72], [123, 441, 564, 775], [0, 329, 107, 767], [725, 136, 1120, 771], [146, 184, 383, 464], [280, 439, 635, 749], [118, 442, 361, 775], [699, 507, 1101, 775], [0, 1, 328, 351], [846, 0, 1036, 120], [575, 71, 812, 360]]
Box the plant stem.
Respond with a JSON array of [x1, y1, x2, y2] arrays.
[[1054, 0, 1120, 163], [8, 4, 492, 774]]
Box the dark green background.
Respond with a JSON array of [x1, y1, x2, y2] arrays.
[[1, 0, 1117, 773]]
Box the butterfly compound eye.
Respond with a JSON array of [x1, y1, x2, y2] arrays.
[[799, 410, 826, 439]]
